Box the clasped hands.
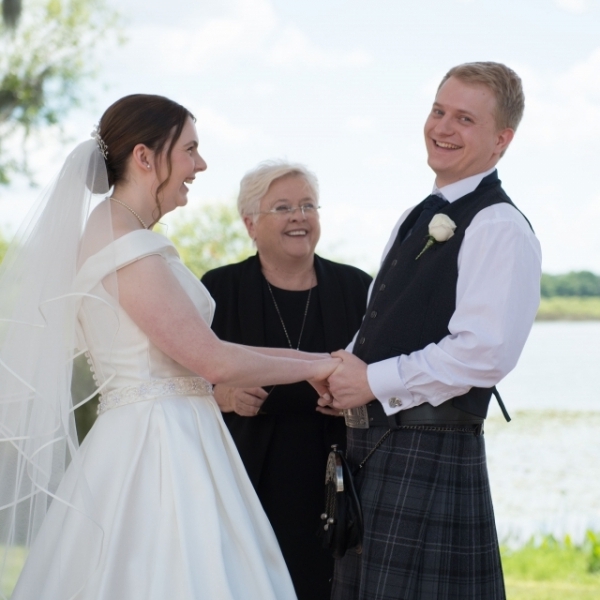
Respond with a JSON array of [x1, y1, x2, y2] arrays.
[[213, 350, 374, 417], [311, 350, 374, 416]]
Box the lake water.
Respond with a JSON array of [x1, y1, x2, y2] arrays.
[[484, 321, 600, 544]]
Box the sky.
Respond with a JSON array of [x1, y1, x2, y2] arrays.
[[1, 0, 600, 274]]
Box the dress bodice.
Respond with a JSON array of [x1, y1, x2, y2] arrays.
[[74, 230, 215, 393]]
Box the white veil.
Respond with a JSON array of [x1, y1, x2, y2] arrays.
[[0, 139, 119, 597]]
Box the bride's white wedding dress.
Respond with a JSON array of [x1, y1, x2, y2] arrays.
[[11, 230, 297, 600]]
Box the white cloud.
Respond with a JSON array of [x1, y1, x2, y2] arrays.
[[120, 0, 370, 74], [535, 189, 600, 273], [345, 116, 377, 132], [554, 0, 590, 13], [518, 48, 600, 144], [268, 26, 370, 68], [194, 106, 266, 145]]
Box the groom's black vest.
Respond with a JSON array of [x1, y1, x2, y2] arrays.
[[354, 171, 530, 418]]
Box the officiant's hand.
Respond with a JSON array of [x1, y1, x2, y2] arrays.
[[317, 350, 374, 410], [213, 384, 268, 417]]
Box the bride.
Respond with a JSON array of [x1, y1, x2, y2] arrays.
[[0, 94, 338, 599]]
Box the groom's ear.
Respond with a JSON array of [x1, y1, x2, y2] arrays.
[[495, 127, 515, 159]]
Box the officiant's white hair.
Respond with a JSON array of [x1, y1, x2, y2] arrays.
[[237, 160, 319, 218]]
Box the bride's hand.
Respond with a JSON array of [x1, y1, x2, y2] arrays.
[[311, 356, 341, 379], [309, 352, 332, 360], [307, 356, 340, 398]]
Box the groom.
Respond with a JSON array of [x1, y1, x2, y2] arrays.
[[319, 62, 541, 599]]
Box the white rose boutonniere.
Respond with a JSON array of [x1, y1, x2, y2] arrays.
[[415, 213, 457, 260]]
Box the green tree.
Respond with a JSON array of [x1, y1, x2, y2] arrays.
[[169, 203, 255, 278], [72, 203, 253, 442], [2, 0, 21, 29], [0, 0, 121, 184], [541, 271, 600, 297]]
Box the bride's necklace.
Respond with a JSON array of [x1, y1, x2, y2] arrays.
[[110, 197, 149, 229], [266, 280, 312, 350]]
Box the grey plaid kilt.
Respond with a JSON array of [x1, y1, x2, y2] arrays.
[[332, 425, 505, 600]]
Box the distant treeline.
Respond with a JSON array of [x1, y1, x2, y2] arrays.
[[541, 271, 600, 298]]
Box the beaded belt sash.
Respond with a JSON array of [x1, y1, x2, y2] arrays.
[[98, 376, 213, 415]]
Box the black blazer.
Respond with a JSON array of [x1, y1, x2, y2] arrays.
[[201, 253, 372, 484]]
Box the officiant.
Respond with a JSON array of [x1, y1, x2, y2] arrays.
[[201, 160, 371, 600]]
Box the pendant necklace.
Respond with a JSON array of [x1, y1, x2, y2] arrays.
[[110, 197, 149, 229], [266, 280, 312, 350]]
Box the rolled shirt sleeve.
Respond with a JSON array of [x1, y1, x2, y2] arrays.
[[366, 202, 542, 415]]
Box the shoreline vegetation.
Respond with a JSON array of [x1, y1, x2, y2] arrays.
[[503, 533, 600, 600], [536, 297, 600, 321], [1, 227, 600, 321], [537, 271, 600, 320]]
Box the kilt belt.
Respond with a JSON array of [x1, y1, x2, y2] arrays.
[[344, 399, 484, 429]]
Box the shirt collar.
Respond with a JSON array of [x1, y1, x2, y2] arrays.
[[432, 168, 497, 203]]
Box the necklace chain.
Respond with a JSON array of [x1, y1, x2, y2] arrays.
[[110, 197, 149, 229], [266, 280, 312, 350]]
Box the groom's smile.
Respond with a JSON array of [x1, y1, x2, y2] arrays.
[[424, 75, 514, 187]]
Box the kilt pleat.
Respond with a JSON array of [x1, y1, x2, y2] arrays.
[[332, 426, 505, 600]]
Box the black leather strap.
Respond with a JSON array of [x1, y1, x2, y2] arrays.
[[366, 399, 484, 428]]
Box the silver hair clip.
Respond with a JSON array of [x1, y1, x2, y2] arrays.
[[91, 124, 108, 160]]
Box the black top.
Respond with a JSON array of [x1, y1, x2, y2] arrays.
[[201, 253, 372, 600], [202, 253, 373, 422], [260, 281, 327, 413]]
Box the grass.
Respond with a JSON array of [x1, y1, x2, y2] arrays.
[[537, 296, 600, 320], [505, 580, 600, 600], [0, 546, 27, 599], [502, 533, 600, 599], [3, 535, 600, 598]]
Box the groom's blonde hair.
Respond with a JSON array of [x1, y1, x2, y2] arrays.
[[439, 61, 525, 132]]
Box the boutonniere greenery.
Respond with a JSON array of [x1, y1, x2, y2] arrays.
[[415, 213, 457, 260]]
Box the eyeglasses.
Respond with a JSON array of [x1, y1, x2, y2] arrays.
[[253, 203, 321, 218]]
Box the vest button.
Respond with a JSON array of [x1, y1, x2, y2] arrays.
[[370, 311, 377, 318], [391, 259, 398, 267], [359, 337, 366, 345], [379, 284, 386, 291]]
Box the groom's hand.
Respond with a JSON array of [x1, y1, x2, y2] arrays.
[[322, 350, 374, 410], [213, 384, 268, 417]]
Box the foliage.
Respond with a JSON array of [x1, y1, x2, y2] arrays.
[[536, 296, 600, 321], [0, 544, 26, 598], [0, 0, 122, 184], [541, 271, 600, 298], [586, 531, 600, 574], [502, 533, 600, 599], [5, 533, 600, 599], [0, 227, 9, 264], [168, 203, 254, 279], [2, 0, 21, 29], [65, 202, 253, 444], [71, 353, 99, 443], [0, 204, 252, 442], [505, 580, 600, 600]]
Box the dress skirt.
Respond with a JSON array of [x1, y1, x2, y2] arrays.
[[332, 426, 505, 600], [11, 394, 297, 600]]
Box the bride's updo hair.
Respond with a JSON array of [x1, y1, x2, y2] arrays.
[[98, 94, 195, 220]]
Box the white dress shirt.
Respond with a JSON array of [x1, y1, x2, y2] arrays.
[[349, 169, 542, 415]]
